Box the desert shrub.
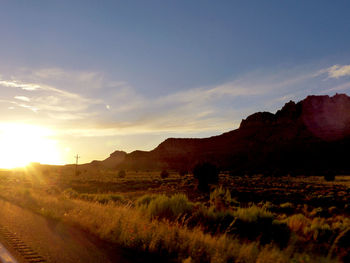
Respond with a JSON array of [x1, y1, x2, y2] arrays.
[[187, 205, 235, 233], [330, 227, 350, 262], [160, 170, 169, 179], [63, 188, 79, 198], [97, 194, 123, 204], [46, 185, 61, 195], [279, 202, 295, 215], [345, 204, 350, 214], [266, 220, 291, 248], [236, 242, 259, 263], [228, 206, 275, 241], [118, 170, 126, 178], [256, 245, 289, 263], [178, 169, 188, 177], [210, 186, 239, 210], [310, 207, 330, 218], [324, 172, 335, 182], [286, 214, 310, 234], [193, 162, 219, 192], [234, 205, 273, 223], [80, 193, 124, 204], [280, 202, 294, 209], [136, 194, 156, 207], [328, 206, 339, 215], [308, 218, 333, 242], [140, 193, 193, 220], [79, 193, 95, 202]]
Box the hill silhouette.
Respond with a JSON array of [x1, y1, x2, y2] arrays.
[[98, 94, 350, 175]]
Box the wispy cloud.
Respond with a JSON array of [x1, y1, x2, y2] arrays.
[[0, 80, 41, 90], [1, 63, 350, 140], [326, 64, 350, 79], [0, 70, 104, 122], [322, 81, 350, 93], [92, 67, 328, 135], [0, 78, 90, 100], [14, 96, 30, 102], [2, 63, 350, 161]]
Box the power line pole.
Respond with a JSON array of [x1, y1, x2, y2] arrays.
[[75, 154, 80, 176]]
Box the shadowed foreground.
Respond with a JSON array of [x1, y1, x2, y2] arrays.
[[0, 199, 165, 263]]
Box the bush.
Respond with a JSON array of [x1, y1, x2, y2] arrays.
[[193, 162, 219, 191], [286, 214, 310, 234], [140, 193, 193, 220], [63, 188, 79, 198], [234, 205, 273, 223], [178, 169, 188, 177], [136, 194, 156, 207], [187, 205, 235, 233], [80, 193, 124, 204], [279, 202, 295, 215], [210, 186, 239, 210], [118, 170, 126, 178], [324, 173, 335, 182], [228, 206, 276, 242], [331, 227, 350, 262], [160, 170, 169, 179]]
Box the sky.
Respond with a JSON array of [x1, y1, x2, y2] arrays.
[[1, 1, 350, 167]]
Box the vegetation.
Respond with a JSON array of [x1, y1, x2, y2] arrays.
[[179, 169, 188, 177], [324, 173, 336, 182], [160, 170, 169, 179], [193, 162, 219, 191], [137, 193, 193, 220], [118, 169, 126, 178], [0, 167, 349, 262]]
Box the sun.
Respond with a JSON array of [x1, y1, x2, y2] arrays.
[[0, 123, 63, 169]]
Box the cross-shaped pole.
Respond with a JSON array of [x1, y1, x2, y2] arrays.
[[75, 154, 80, 176]]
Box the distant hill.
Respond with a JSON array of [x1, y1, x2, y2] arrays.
[[101, 94, 350, 175]]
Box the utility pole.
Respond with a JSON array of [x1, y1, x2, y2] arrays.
[[75, 154, 80, 176]]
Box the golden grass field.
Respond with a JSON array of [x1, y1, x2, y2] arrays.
[[0, 165, 349, 263]]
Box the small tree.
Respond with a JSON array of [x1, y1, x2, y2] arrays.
[[118, 170, 126, 178], [193, 162, 219, 192], [324, 172, 335, 182], [160, 170, 169, 179], [179, 169, 188, 177]]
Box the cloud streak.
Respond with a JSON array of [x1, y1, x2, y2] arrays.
[[14, 96, 30, 102], [0, 80, 41, 90], [2, 63, 350, 162], [326, 64, 350, 79], [0, 70, 104, 122], [1, 63, 350, 140]]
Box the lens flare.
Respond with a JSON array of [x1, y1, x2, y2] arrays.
[[0, 123, 63, 168]]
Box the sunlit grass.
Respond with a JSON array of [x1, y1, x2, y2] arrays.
[[0, 170, 348, 262], [0, 183, 343, 263]]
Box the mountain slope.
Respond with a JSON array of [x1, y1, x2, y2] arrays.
[[111, 94, 350, 175]]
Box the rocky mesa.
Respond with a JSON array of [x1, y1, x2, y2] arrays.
[[101, 94, 350, 175]]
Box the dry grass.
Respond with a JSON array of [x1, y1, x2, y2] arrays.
[[0, 169, 348, 262], [0, 183, 342, 263]]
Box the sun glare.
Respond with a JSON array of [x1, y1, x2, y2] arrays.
[[0, 123, 63, 169]]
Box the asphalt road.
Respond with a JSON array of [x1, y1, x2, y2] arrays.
[[0, 199, 140, 263]]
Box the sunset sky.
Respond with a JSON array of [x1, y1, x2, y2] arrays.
[[1, 1, 350, 167]]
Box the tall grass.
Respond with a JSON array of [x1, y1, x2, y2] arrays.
[[0, 185, 341, 263], [234, 205, 273, 223], [137, 193, 193, 220]]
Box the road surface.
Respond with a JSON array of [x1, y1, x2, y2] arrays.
[[0, 199, 166, 263], [0, 241, 18, 263]]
